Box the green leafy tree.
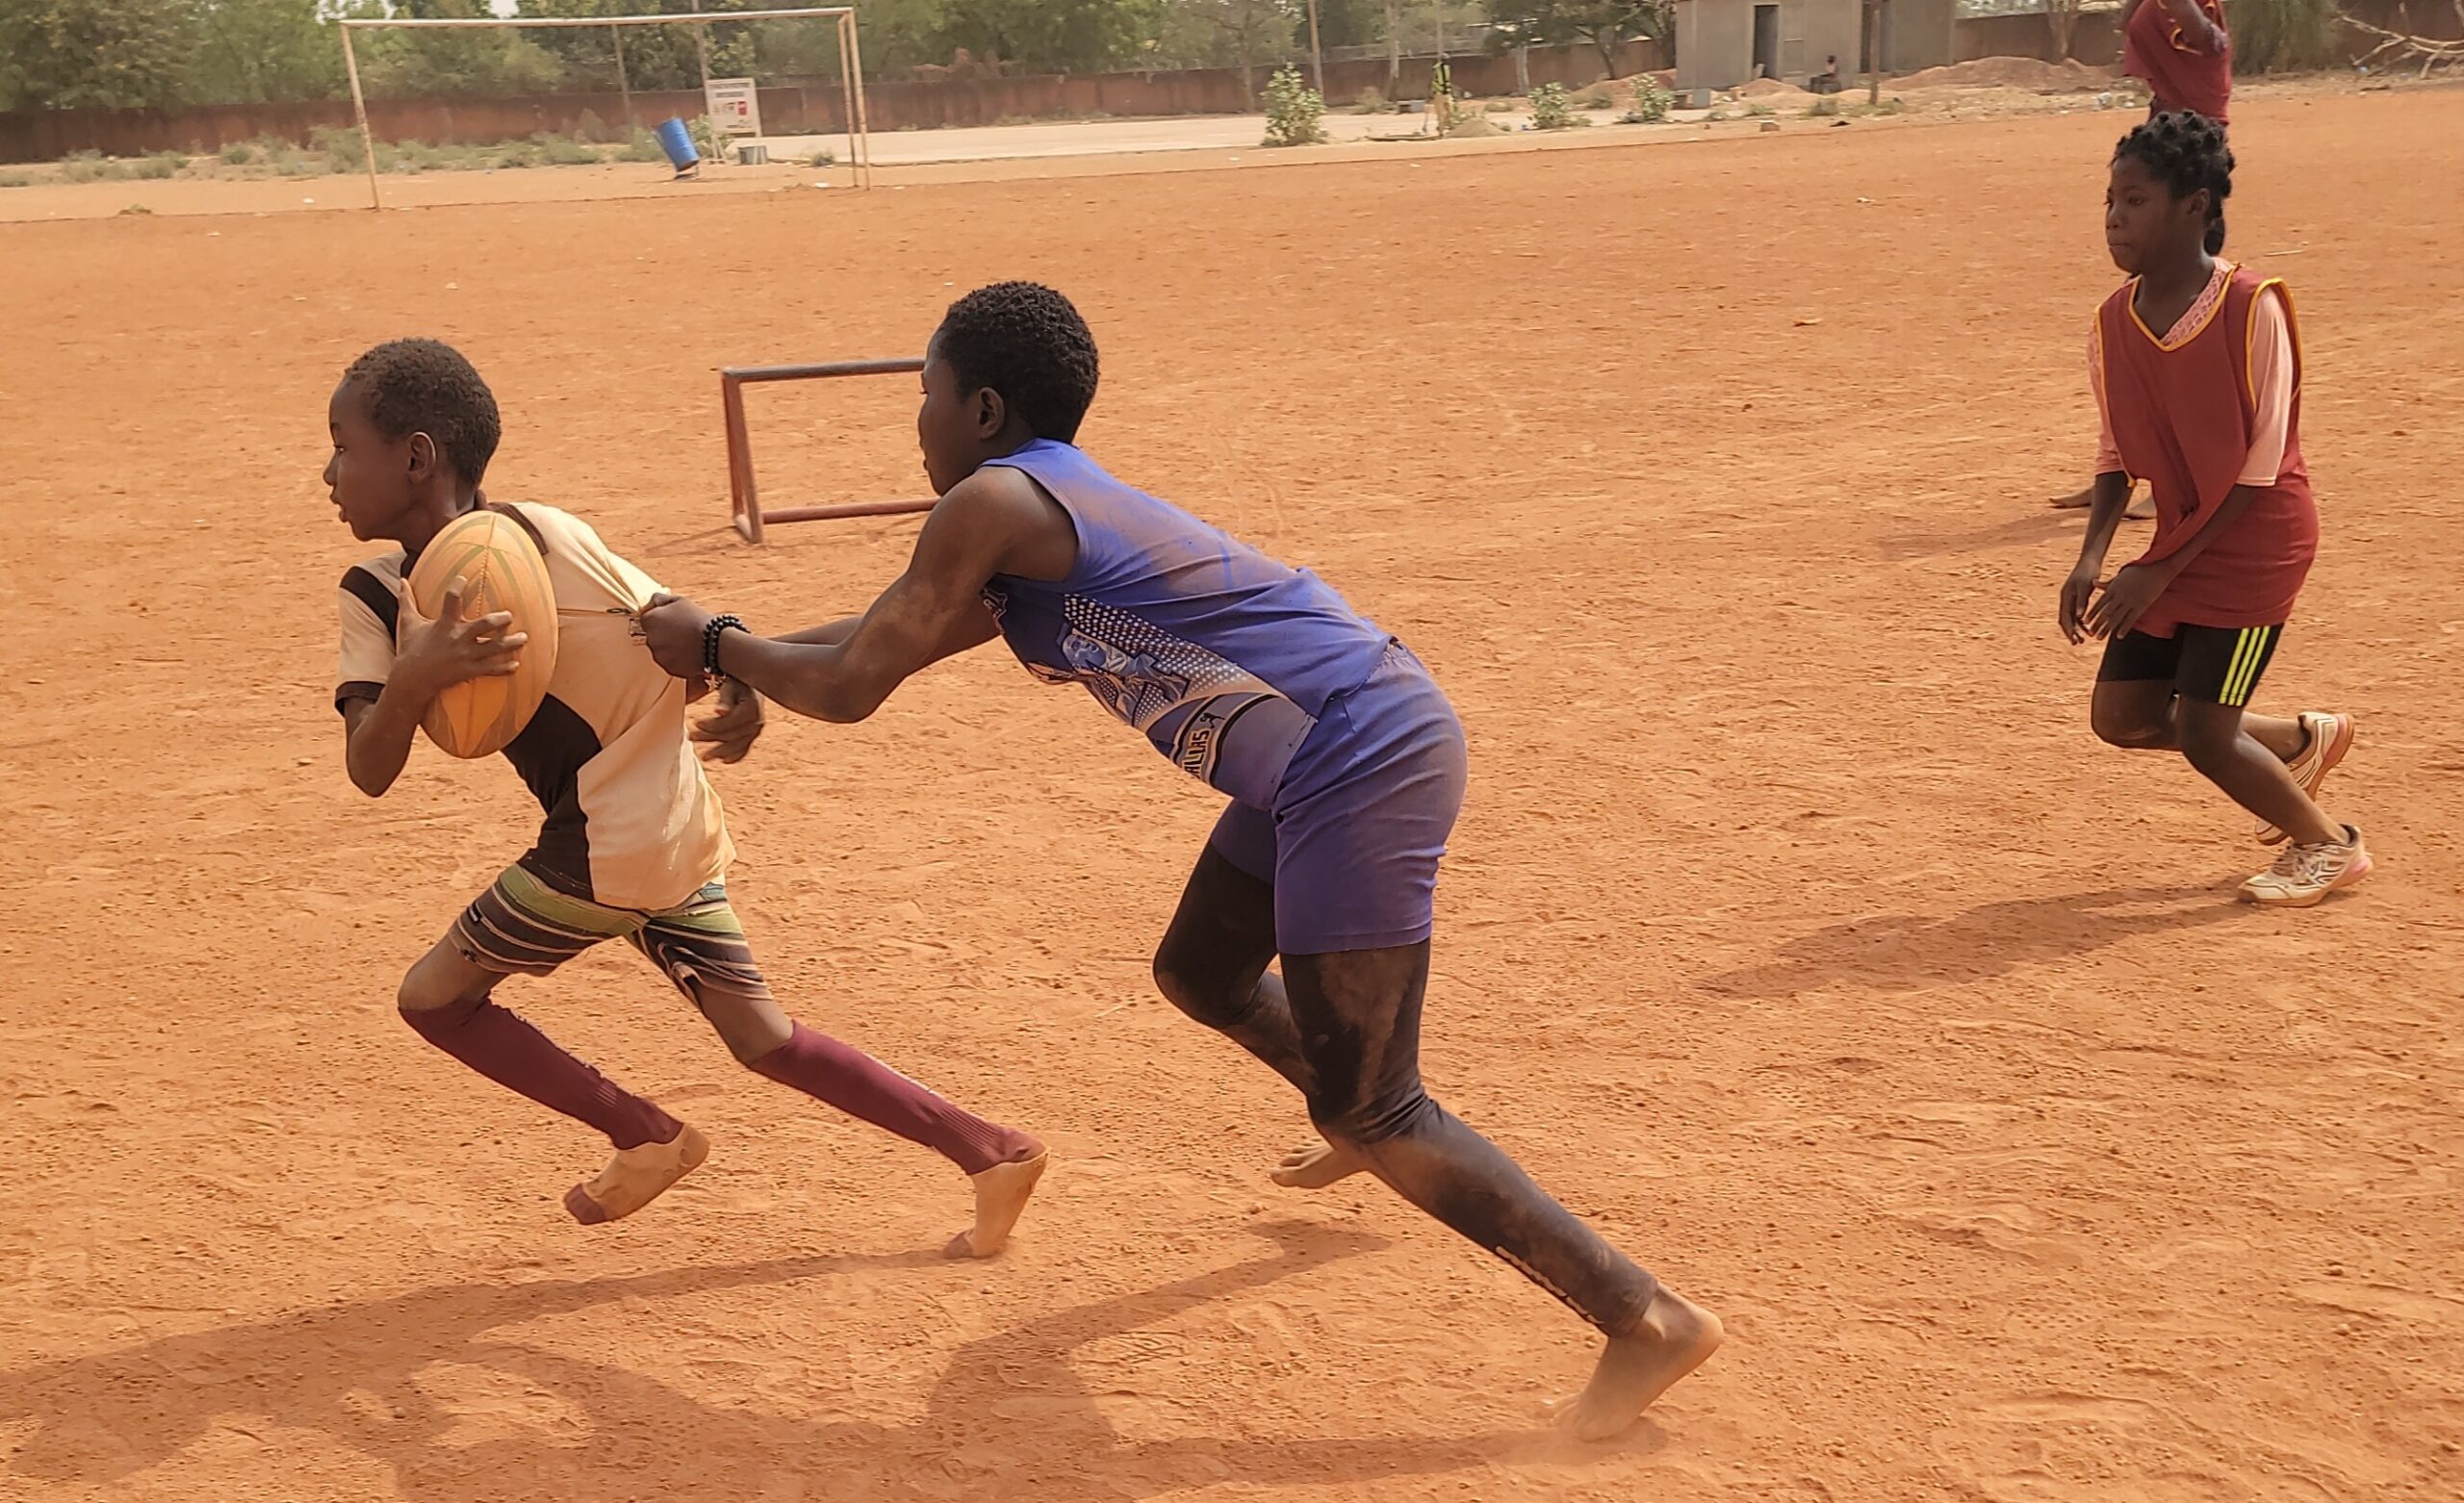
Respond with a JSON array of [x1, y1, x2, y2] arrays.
[[937, 0, 1157, 74], [1484, 0, 1667, 78], [0, 0, 197, 111], [190, 0, 345, 104], [349, 0, 570, 99], [523, 0, 762, 92]]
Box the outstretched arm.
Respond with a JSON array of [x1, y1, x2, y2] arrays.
[[639, 468, 1075, 723]]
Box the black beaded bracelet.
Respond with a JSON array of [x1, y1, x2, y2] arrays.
[[702, 614, 747, 687]]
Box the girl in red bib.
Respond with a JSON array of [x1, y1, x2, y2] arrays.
[[2059, 113, 2370, 907]]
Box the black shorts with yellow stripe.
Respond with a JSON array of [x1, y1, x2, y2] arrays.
[[2097, 624, 2285, 708]]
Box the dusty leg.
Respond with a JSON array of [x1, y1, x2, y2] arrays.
[[397, 935, 704, 1225], [1151, 842, 1317, 1098], [2177, 700, 2342, 846], [635, 892, 1043, 1256], [1284, 945, 1719, 1439]]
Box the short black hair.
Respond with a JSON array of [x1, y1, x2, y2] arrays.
[[344, 338, 502, 485], [933, 282, 1099, 444], [2116, 111, 2234, 256]]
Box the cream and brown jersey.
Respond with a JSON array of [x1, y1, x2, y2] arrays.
[[335, 502, 732, 911]]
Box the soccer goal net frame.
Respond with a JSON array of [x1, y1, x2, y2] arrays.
[[337, 8, 873, 211]]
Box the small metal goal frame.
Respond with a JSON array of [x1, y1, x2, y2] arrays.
[[722, 358, 935, 545], [337, 8, 875, 212]]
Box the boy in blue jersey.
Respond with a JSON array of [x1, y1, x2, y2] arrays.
[[640, 283, 1720, 1439]]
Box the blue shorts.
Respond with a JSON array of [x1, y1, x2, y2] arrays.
[[1208, 643, 1468, 955]]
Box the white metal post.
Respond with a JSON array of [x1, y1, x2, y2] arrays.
[[845, 12, 873, 188], [342, 24, 381, 212]]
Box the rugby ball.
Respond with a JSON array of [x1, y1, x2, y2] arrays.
[[405, 508, 559, 759]]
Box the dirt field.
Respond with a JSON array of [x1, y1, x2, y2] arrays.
[[3, 86, 2460, 1503]]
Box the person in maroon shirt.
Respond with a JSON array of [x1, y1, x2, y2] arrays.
[[2059, 114, 2370, 907], [2049, 0, 2234, 516], [2121, 0, 2232, 123]]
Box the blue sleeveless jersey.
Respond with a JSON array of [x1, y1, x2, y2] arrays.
[[980, 441, 1395, 809]]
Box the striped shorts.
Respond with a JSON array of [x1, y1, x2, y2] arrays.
[[2096, 623, 2286, 708], [453, 864, 773, 1015]]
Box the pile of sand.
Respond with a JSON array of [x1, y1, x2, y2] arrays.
[[1890, 56, 2117, 92], [1738, 77, 1809, 98]]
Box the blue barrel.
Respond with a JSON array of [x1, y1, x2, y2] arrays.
[[654, 117, 699, 171]]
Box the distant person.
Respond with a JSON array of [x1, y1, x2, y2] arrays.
[[1810, 56, 1843, 95], [2121, 0, 2231, 123]]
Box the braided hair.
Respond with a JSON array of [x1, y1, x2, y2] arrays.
[[2115, 111, 2235, 256]]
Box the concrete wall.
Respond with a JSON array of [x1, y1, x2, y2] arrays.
[[0, 40, 1670, 165], [1678, 0, 1899, 92]]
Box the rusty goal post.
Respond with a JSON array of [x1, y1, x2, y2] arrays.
[[722, 358, 936, 544]]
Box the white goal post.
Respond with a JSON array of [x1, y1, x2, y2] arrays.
[[337, 8, 873, 211]]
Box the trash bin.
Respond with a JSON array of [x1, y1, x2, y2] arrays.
[[654, 117, 700, 177]]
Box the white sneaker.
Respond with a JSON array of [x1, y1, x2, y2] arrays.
[[2258, 712, 2354, 845], [2240, 826, 2373, 908]]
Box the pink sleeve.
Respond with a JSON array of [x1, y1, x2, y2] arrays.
[[2091, 320, 2123, 474], [2238, 288, 2294, 487]]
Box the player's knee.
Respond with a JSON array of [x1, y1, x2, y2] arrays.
[[1308, 1082, 1436, 1148], [2179, 717, 2240, 779], [1151, 950, 1250, 1031], [2092, 703, 2167, 750], [398, 960, 475, 1016]]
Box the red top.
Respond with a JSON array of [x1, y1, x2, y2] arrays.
[[2096, 266, 2316, 633], [2122, 0, 2232, 122]]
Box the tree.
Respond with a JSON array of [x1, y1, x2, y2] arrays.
[[522, 0, 761, 92], [350, 0, 569, 99], [1484, 0, 1665, 78], [1301, 0, 1383, 49], [2233, 0, 2344, 72], [2043, 0, 2082, 63], [0, 0, 196, 111], [937, 0, 1156, 74], [189, 0, 344, 104]]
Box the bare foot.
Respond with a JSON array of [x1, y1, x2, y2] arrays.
[[1547, 1287, 1724, 1440], [944, 1148, 1048, 1259], [2124, 497, 2157, 521], [565, 1123, 709, 1225], [1270, 1137, 1370, 1189], [2049, 487, 2094, 510]]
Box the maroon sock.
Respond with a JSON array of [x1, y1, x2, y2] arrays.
[[402, 997, 680, 1150], [748, 1022, 1030, 1176]]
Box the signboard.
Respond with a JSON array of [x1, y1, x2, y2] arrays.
[[705, 78, 762, 140]]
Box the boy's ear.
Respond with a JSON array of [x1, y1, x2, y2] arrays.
[[973, 386, 1007, 438], [405, 431, 439, 482]]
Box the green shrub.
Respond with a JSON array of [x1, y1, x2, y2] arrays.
[[1808, 96, 1840, 117], [132, 152, 184, 180], [496, 141, 543, 169], [220, 141, 255, 165], [1622, 77, 1674, 123], [0, 172, 31, 189], [808, 146, 836, 166], [1262, 64, 1327, 147], [621, 128, 668, 163], [1351, 86, 1394, 114], [574, 109, 616, 144], [116, 202, 152, 216], [1529, 83, 1586, 130], [61, 151, 127, 183], [311, 124, 365, 169], [541, 134, 598, 166]]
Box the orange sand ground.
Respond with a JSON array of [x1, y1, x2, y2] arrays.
[[3, 88, 2460, 1503]]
